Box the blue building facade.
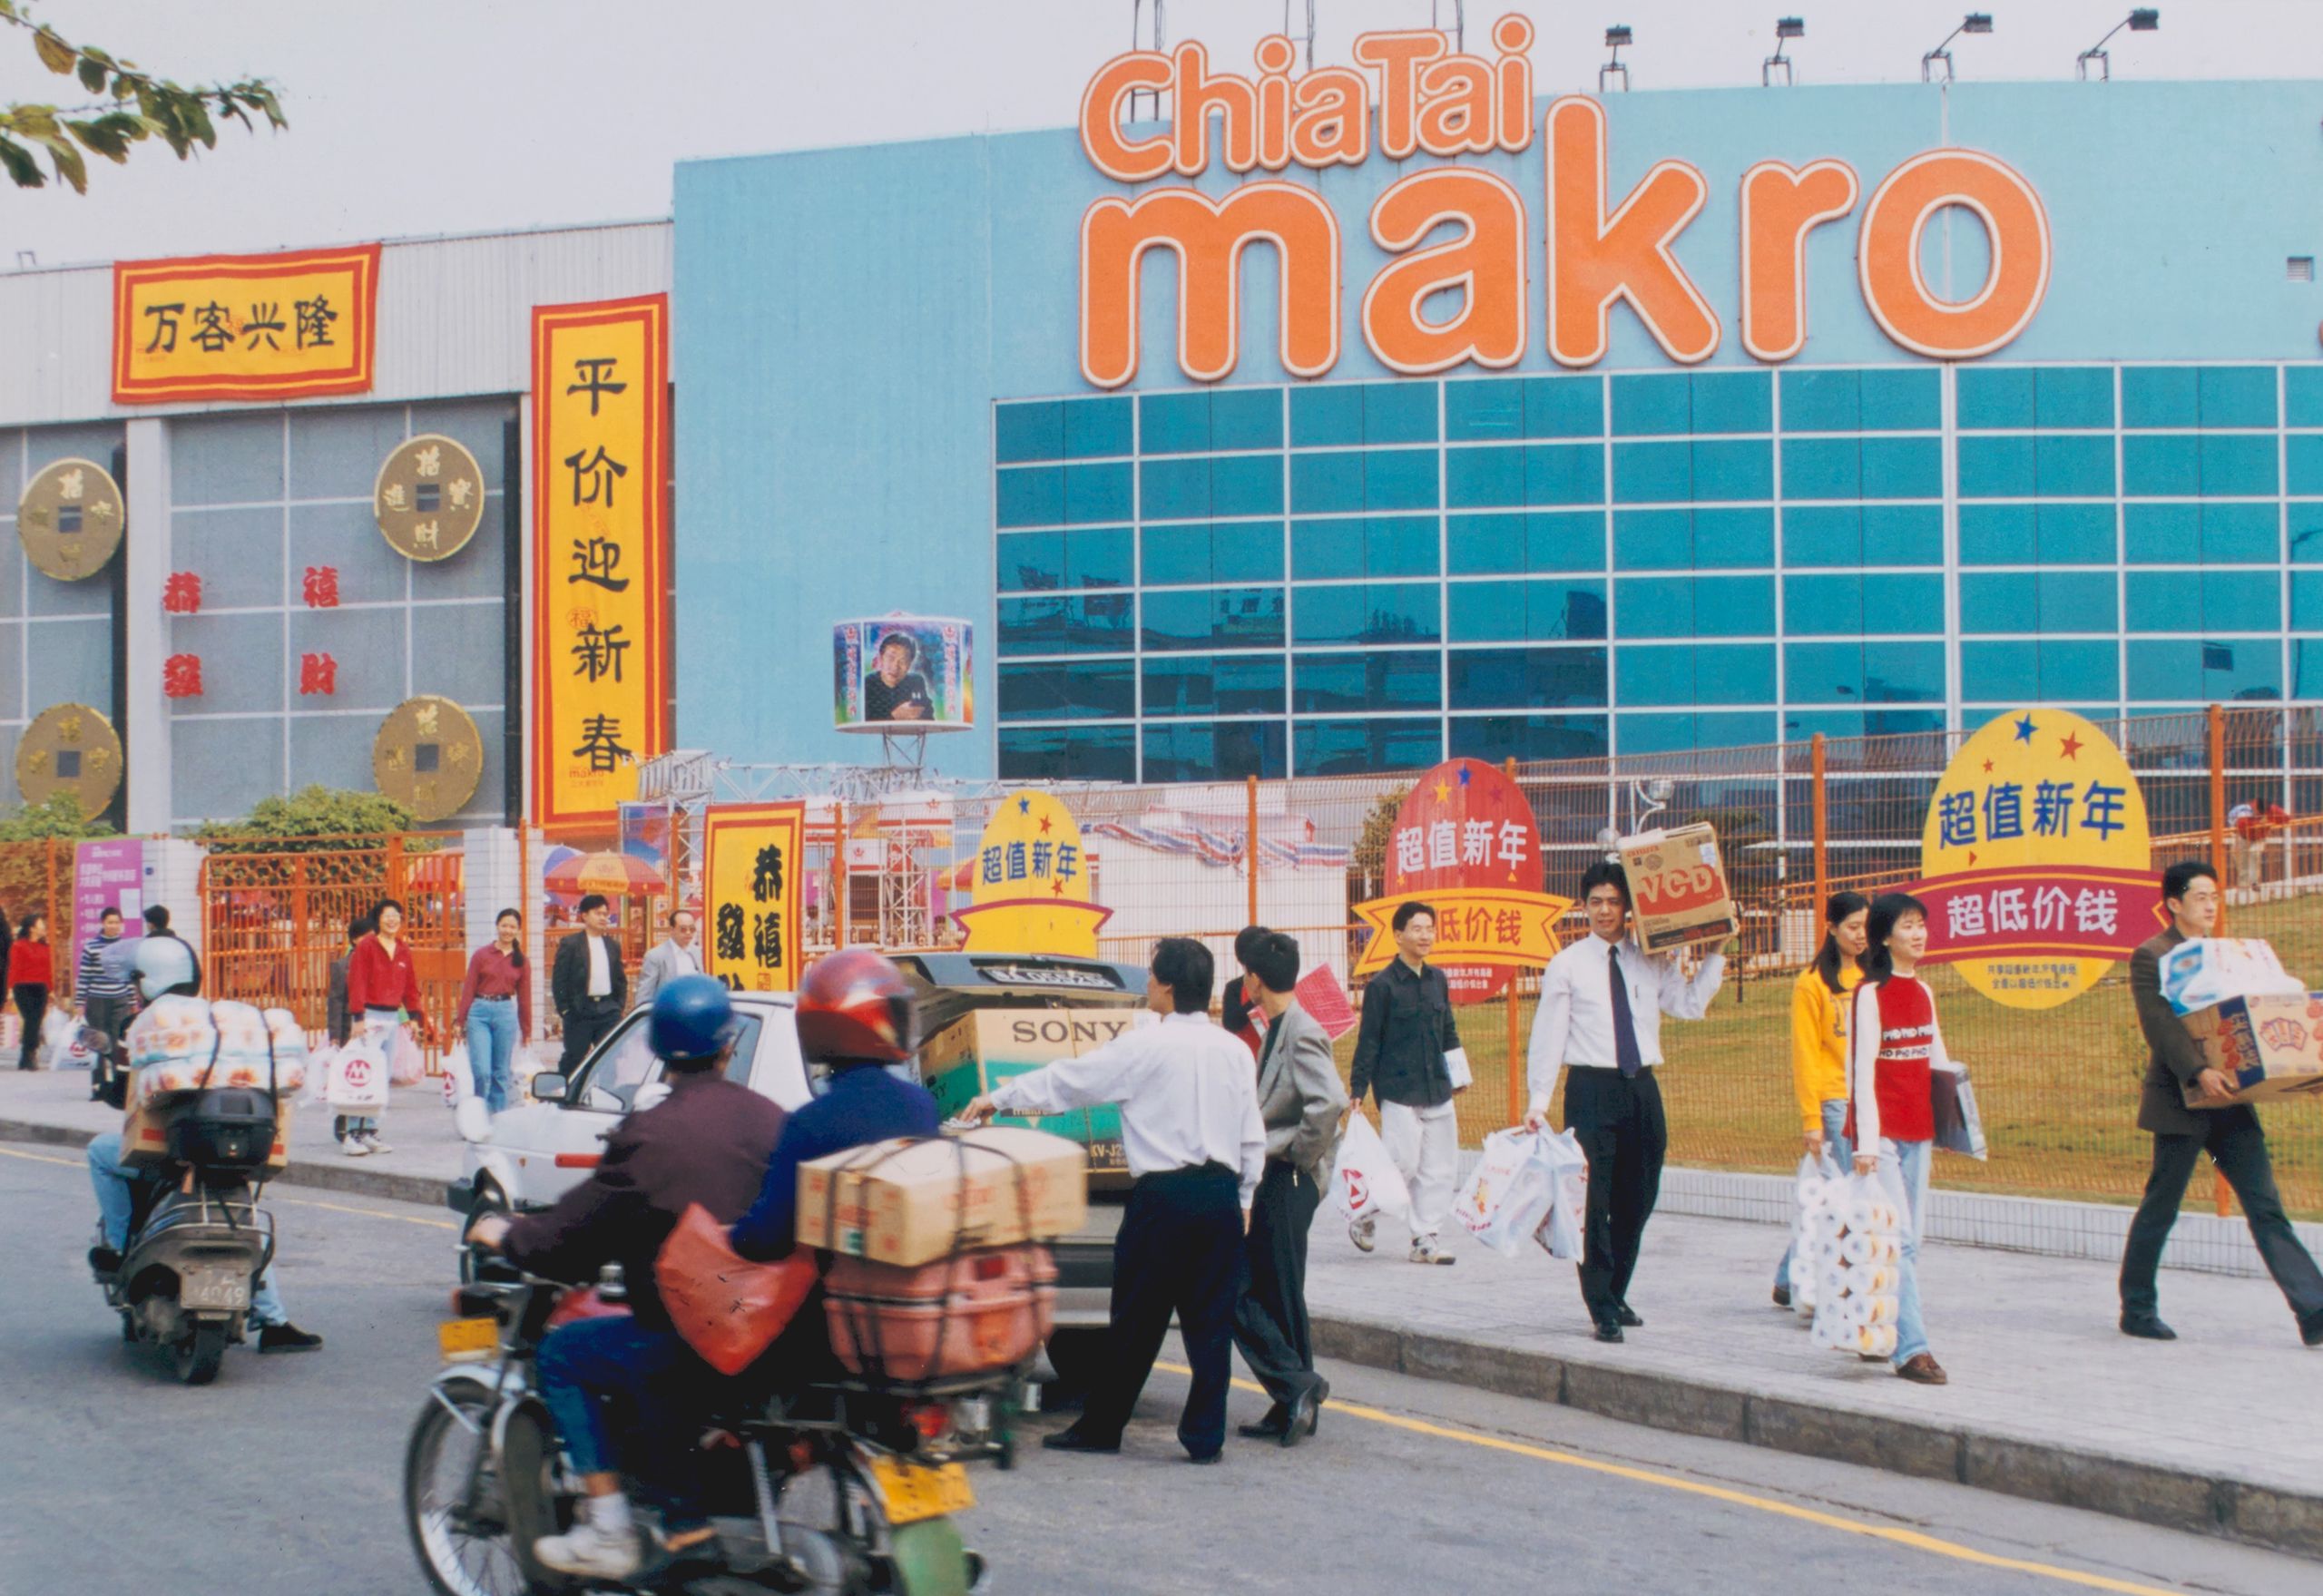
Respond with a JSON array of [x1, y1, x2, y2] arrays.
[[671, 79, 2323, 781]]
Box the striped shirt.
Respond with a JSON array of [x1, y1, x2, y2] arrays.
[[77, 931, 137, 1002]]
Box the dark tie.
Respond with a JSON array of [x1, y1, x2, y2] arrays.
[[1608, 945, 1642, 1078]]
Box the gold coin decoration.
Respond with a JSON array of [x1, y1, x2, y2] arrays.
[[373, 433, 485, 563], [371, 695, 485, 822], [17, 456, 125, 581], [15, 702, 123, 818]]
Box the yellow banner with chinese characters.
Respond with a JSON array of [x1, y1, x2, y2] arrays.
[[1350, 887, 1573, 979], [113, 244, 380, 403], [533, 295, 669, 825], [703, 802, 808, 994]]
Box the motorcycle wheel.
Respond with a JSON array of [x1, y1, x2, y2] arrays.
[[405, 1385, 564, 1596], [174, 1321, 227, 1385]]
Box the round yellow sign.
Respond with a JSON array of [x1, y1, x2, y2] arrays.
[[371, 695, 485, 823], [16, 457, 124, 581], [1918, 709, 2157, 1010], [373, 434, 485, 562], [14, 703, 123, 818]]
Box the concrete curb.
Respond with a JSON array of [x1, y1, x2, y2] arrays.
[[1, 1119, 450, 1211], [1309, 1314, 2323, 1562]]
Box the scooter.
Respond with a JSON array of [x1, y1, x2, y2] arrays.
[[405, 1267, 1001, 1596], [94, 1084, 280, 1385]]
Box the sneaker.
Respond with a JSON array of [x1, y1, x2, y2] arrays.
[[1348, 1214, 1377, 1254], [88, 1245, 123, 1278], [258, 1323, 324, 1354], [1407, 1236, 1456, 1266], [359, 1132, 393, 1155], [343, 1137, 370, 1158], [534, 1520, 642, 1580]]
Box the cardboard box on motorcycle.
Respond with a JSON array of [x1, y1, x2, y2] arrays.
[[797, 1126, 1088, 1268], [121, 1094, 294, 1170]]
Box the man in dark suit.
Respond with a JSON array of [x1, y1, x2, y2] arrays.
[[2119, 859, 2323, 1346], [1231, 930, 1347, 1445], [552, 893, 628, 1073]]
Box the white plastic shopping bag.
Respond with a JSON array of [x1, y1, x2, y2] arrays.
[[390, 1025, 426, 1088], [59, 1018, 102, 1072], [441, 1043, 474, 1108], [1454, 1128, 1558, 1256], [327, 1039, 390, 1111], [1329, 1111, 1411, 1225], [303, 1043, 339, 1105], [1531, 1128, 1590, 1260]]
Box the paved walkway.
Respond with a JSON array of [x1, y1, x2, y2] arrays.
[[6, 1067, 2318, 1556]]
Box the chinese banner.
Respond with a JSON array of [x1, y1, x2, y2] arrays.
[[1351, 759, 1570, 1002], [532, 295, 669, 826], [1907, 709, 2162, 1009], [954, 790, 1111, 956], [703, 802, 807, 993], [112, 244, 380, 403]]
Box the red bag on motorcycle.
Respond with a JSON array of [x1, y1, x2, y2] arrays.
[[653, 1202, 820, 1376]]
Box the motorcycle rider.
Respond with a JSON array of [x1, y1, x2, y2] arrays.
[[84, 935, 323, 1353], [466, 975, 787, 1580]]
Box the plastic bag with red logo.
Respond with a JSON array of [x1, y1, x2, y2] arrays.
[[1328, 1111, 1411, 1226]]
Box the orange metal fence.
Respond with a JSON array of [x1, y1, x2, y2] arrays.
[[0, 837, 75, 1003]]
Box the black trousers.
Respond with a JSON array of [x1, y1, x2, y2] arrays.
[[2120, 1107, 2323, 1325], [1566, 1066, 1667, 1321], [558, 997, 622, 1072], [83, 994, 134, 1101], [1231, 1160, 1322, 1406], [13, 984, 46, 1071], [1081, 1163, 1245, 1458]]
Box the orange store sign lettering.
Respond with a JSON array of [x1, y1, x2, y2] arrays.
[[1077, 20, 2050, 387]]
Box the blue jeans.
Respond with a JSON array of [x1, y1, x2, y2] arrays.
[[1774, 1099, 1853, 1293], [87, 1131, 289, 1327], [534, 1315, 712, 1523], [465, 998, 520, 1113], [1877, 1137, 1934, 1366]]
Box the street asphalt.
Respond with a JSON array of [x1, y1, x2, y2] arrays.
[[3, 1140, 2314, 1596]]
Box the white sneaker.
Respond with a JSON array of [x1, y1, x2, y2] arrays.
[[360, 1133, 392, 1155], [1408, 1236, 1456, 1266], [343, 1136, 370, 1158], [1348, 1214, 1377, 1253], [534, 1520, 642, 1580]]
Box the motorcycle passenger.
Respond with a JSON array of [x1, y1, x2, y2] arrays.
[[84, 935, 322, 1353], [730, 950, 942, 1266], [466, 975, 786, 1580]]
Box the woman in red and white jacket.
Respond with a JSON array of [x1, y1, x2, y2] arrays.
[[1848, 891, 1950, 1386], [342, 898, 436, 1157]]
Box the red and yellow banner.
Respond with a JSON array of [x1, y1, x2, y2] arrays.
[[1351, 886, 1570, 978], [532, 294, 669, 826], [703, 802, 808, 994], [112, 244, 380, 404]]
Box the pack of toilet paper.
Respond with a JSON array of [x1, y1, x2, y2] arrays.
[[1807, 1170, 1903, 1360]]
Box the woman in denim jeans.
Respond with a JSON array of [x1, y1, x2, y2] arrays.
[[456, 908, 532, 1112]]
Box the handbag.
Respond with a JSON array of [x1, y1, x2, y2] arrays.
[[655, 1202, 820, 1376]]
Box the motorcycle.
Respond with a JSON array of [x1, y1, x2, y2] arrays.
[[95, 1084, 281, 1385], [404, 1267, 1004, 1596]]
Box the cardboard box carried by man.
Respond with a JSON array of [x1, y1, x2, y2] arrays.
[[2161, 936, 2323, 1108], [1617, 822, 1740, 953]]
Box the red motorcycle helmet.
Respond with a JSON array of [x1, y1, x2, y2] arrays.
[[794, 949, 918, 1065]]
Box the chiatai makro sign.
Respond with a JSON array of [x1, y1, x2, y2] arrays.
[[1908, 710, 2163, 1011]]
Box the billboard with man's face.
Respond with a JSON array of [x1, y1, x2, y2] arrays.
[[834, 615, 973, 730]]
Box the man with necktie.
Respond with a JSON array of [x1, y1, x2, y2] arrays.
[[1525, 861, 1725, 1343]]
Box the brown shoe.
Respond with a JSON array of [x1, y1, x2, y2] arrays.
[[1896, 1353, 1948, 1385], [1771, 1285, 1791, 1308]]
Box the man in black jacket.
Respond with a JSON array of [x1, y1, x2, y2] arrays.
[[2118, 860, 2323, 1345], [552, 893, 627, 1072], [469, 977, 786, 1578], [1348, 901, 1463, 1266]]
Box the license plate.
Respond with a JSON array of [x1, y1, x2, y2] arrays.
[[179, 1266, 251, 1312], [868, 1455, 975, 1525], [436, 1317, 499, 1361]]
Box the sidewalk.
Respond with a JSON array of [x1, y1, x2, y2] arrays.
[[5, 1069, 2318, 1558]]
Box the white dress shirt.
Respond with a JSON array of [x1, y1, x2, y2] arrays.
[[988, 1012, 1268, 1208], [1526, 935, 1725, 1111], [586, 933, 612, 998]]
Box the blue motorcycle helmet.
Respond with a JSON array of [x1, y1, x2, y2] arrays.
[[648, 974, 736, 1070]]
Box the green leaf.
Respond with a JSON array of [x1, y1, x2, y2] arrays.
[[65, 116, 132, 162], [29, 130, 87, 192], [32, 26, 76, 74], [77, 55, 106, 93], [0, 132, 45, 189]]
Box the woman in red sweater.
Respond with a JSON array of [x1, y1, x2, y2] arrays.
[[9, 914, 51, 1072], [342, 898, 435, 1156], [1848, 891, 1950, 1385], [456, 908, 532, 1113]]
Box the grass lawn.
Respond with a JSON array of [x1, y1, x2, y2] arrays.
[[1333, 896, 2323, 1220]]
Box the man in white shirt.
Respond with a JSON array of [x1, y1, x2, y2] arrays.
[[963, 936, 1265, 1464], [632, 910, 701, 1009], [1524, 861, 1724, 1343]]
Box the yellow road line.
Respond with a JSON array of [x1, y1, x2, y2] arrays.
[[3, 1144, 457, 1230], [1153, 1360, 2185, 1596]]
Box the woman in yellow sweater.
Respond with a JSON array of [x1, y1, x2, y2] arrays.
[[1773, 891, 1870, 1308]]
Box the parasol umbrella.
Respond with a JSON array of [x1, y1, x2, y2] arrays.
[[544, 849, 666, 898]]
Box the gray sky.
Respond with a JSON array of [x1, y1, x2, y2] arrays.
[[4, 0, 2315, 269]]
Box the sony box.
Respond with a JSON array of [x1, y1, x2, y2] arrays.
[[919, 1007, 1135, 1172], [797, 1126, 1089, 1268], [2179, 992, 2323, 1108], [1618, 822, 1740, 953]]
